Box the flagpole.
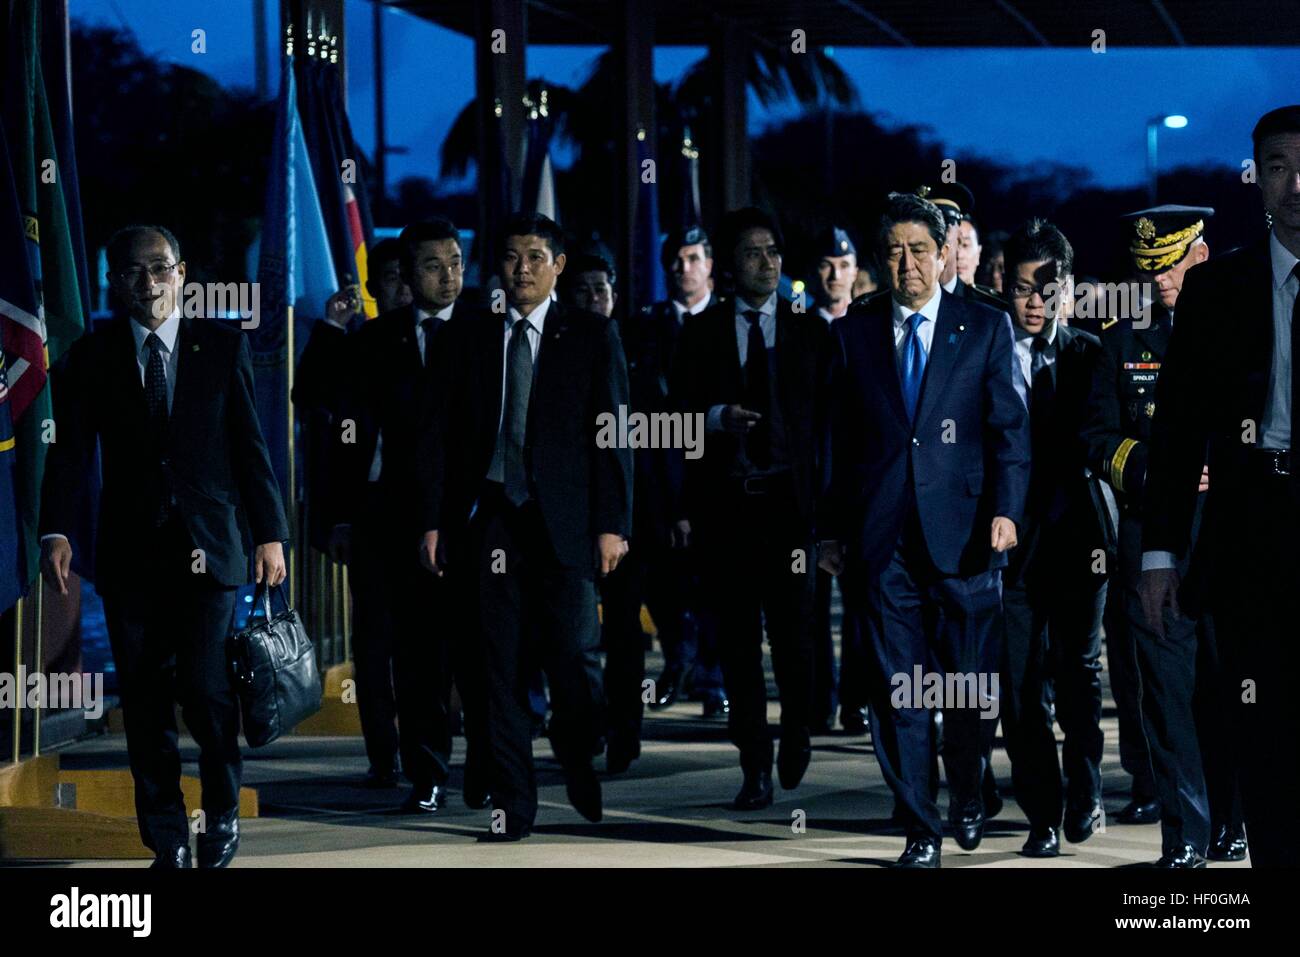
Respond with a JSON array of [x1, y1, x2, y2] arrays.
[[11, 597, 22, 764], [32, 584, 42, 756], [286, 302, 296, 603]]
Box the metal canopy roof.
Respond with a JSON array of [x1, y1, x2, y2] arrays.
[[388, 0, 1300, 46]]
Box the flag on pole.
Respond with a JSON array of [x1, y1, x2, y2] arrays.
[[677, 124, 703, 231], [520, 88, 559, 223], [253, 54, 339, 500]]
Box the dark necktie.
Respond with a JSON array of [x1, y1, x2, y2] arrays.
[[1030, 335, 1055, 409], [742, 309, 771, 469], [421, 315, 438, 368], [900, 313, 928, 423], [144, 332, 171, 525], [502, 317, 534, 506]]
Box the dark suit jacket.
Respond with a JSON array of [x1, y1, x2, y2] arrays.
[[673, 296, 833, 535], [822, 289, 1030, 578], [419, 298, 633, 573], [1008, 323, 1107, 586], [40, 316, 289, 590], [1143, 240, 1281, 595], [623, 297, 714, 544], [334, 302, 472, 540]]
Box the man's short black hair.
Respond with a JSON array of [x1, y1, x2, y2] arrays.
[[876, 193, 947, 258], [502, 212, 566, 260], [1253, 105, 1300, 161], [1001, 218, 1074, 280], [369, 237, 403, 272], [106, 224, 181, 272], [716, 207, 784, 272], [569, 248, 617, 287], [399, 218, 461, 277]]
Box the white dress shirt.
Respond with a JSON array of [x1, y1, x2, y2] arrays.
[[1142, 230, 1300, 571], [705, 293, 777, 432], [368, 303, 455, 483], [1014, 320, 1058, 392], [671, 294, 710, 325], [891, 285, 942, 358], [942, 276, 959, 295], [486, 297, 549, 482]]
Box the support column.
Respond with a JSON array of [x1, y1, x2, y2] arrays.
[[616, 0, 656, 313], [474, 0, 527, 277], [711, 19, 751, 218]]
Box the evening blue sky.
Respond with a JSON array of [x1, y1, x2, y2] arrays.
[[72, 1, 1300, 198]]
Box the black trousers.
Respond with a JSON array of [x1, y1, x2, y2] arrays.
[[473, 486, 604, 829], [856, 504, 1002, 842], [1212, 472, 1299, 867], [1117, 510, 1224, 854], [812, 569, 837, 723], [1001, 533, 1106, 831], [350, 488, 453, 790], [101, 517, 239, 852], [600, 545, 648, 749], [699, 478, 815, 775], [1105, 523, 1156, 802]]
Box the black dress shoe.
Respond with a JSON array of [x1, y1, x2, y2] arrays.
[[400, 785, 445, 814], [197, 809, 239, 868], [895, 837, 941, 868], [734, 769, 774, 810], [1021, 826, 1060, 858], [649, 668, 684, 709], [950, 803, 984, 851], [1208, 824, 1248, 862], [605, 736, 641, 775], [566, 763, 603, 822], [1154, 843, 1207, 868], [151, 844, 192, 869], [702, 693, 729, 719], [1064, 802, 1104, 844], [840, 706, 868, 735], [1115, 797, 1161, 825], [777, 734, 811, 790]]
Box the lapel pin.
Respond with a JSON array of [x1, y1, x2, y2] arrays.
[[191, 344, 200, 352]]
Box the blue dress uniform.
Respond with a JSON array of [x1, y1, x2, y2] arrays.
[[1081, 206, 1246, 864]]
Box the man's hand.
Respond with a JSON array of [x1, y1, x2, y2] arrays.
[[991, 516, 1018, 552], [327, 523, 352, 564], [721, 404, 763, 435], [818, 540, 845, 577], [670, 519, 691, 550], [598, 533, 629, 577], [1198, 465, 1210, 493], [419, 529, 444, 577], [324, 286, 362, 329], [254, 541, 287, 588], [1139, 567, 1181, 638], [41, 538, 73, 596]]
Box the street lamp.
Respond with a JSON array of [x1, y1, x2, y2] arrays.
[[1147, 114, 1189, 203]]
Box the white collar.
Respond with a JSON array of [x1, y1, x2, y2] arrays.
[[891, 284, 943, 327], [508, 296, 551, 332], [673, 294, 710, 318], [734, 292, 777, 320], [1016, 319, 1058, 345], [131, 310, 181, 354], [417, 303, 456, 325], [1270, 230, 1300, 291], [942, 275, 959, 294]]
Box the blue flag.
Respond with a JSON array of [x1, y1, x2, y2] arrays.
[[253, 56, 338, 502]]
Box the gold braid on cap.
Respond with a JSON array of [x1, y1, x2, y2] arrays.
[[1131, 220, 1204, 272]]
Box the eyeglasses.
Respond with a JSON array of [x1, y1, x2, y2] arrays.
[[113, 261, 178, 284], [1009, 282, 1045, 299]]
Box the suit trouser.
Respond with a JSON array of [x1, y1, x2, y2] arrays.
[[474, 487, 605, 828], [600, 545, 648, 748], [1212, 474, 1299, 867], [700, 479, 815, 775], [101, 517, 239, 853], [812, 569, 838, 723], [858, 508, 1002, 842], [1001, 551, 1106, 830], [351, 490, 454, 790], [1105, 529, 1157, 802], [656, 548, 725, 696], [1117, 511, 1214, 853], [836, 566, 871, 714]]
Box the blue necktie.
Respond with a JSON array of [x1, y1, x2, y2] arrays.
[[900, 313, 928, 423]]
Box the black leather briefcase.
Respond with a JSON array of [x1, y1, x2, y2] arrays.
[[228, 584, 322, 747]]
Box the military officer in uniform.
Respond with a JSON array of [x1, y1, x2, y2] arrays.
[[1081, 205, 1247, 865]]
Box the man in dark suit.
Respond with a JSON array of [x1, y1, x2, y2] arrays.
[[40, 225, 288, 868], [418, 212, 632, 840], [996, 220, 1107, 858], [1083, 205, 1247, 866], [641, 228, 726, 718], [675, 207, 832, 810], [1141, 105, 1300, 868], [819, 193, 1030, 868]]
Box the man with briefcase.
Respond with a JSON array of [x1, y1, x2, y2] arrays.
[[39, 225, 289, 869]]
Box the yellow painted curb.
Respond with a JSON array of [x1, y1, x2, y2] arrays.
[[0, 806, 152, 860]]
